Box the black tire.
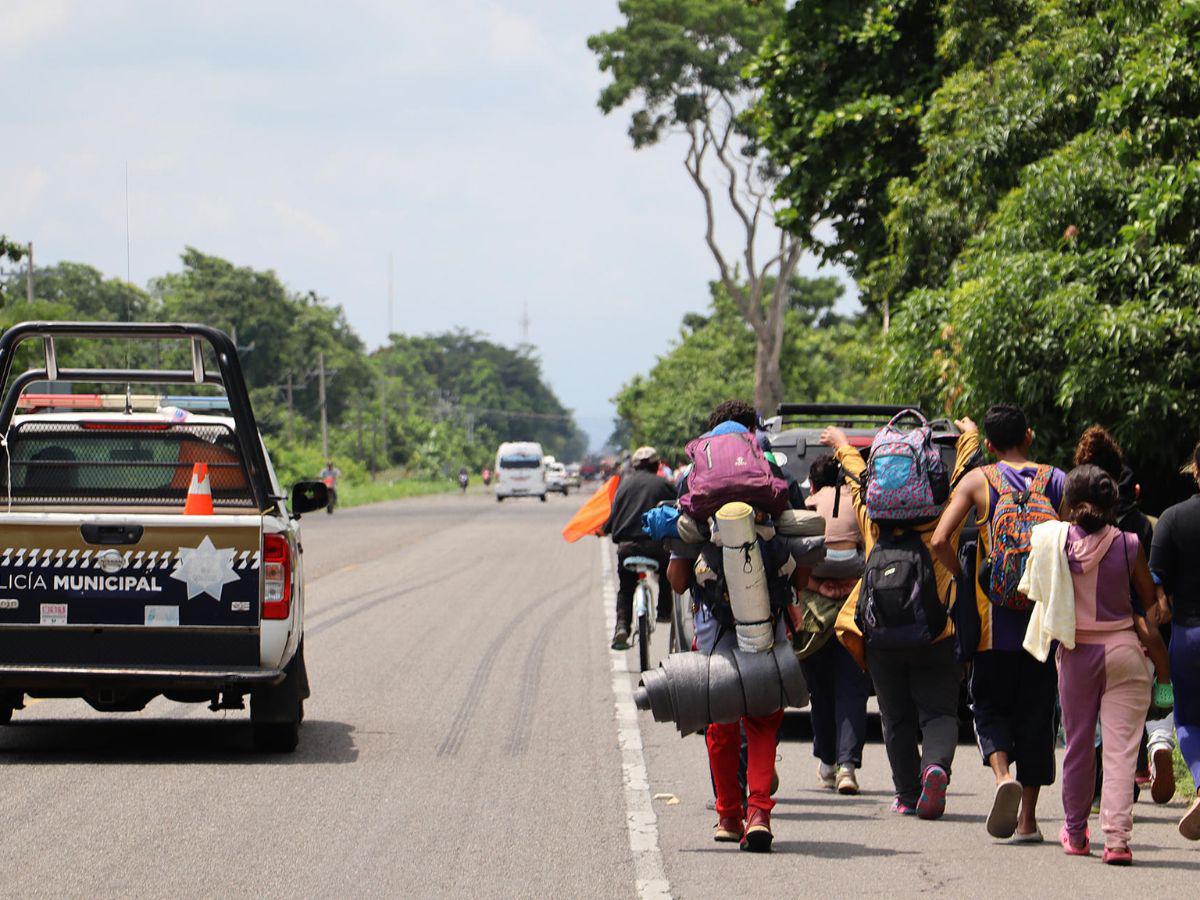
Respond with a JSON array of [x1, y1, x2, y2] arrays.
[[540, 494, 547, 503], [250, 646, 303, 754], [637, 612, 652, 672], [670, 591, 694, 654], [0, 705, 12, 725], [497, 495, 504, 503], [253, 717, 299, 753]]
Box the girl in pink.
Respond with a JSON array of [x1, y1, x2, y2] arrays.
[[1056, 465, 1170, 865]]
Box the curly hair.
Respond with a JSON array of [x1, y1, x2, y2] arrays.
[[1073, 425, 1124, 480], [706, 399, 758, 433]]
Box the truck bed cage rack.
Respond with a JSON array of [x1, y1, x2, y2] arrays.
[[0, 322, 272, 509], [772, 403, 924, 429]]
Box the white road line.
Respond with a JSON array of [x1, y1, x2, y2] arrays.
[[601, 541, 671, 900]]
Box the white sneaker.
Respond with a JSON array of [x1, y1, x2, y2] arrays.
[[818, 762, 836, 790], [836, 765, 859, 795]]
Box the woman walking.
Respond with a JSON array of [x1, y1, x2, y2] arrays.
[[1150, 440, 1200, 839], [1026, 465, 1170, 864]]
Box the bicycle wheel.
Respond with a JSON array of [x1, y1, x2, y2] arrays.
[[638, 611, 652, 672]]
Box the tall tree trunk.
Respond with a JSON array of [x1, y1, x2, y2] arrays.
[[753, 332, 783, 415]]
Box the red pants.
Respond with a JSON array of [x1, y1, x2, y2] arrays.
[[706, 709, 784, 819]]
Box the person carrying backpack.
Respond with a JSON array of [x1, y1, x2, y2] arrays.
[[932, 404, 1066, 843], [666, 399, 811, 853], [825, 412, 982, 820]]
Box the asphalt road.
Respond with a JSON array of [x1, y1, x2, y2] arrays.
[[2, 491, 1198, 897]]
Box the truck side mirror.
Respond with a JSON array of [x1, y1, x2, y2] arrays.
[[290, 481, 329, 517]]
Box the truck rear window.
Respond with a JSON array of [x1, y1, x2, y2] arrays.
[[3, 421, 255, 508]]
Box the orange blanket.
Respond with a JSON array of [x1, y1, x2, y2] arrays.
[[562, 475, 619, 543]]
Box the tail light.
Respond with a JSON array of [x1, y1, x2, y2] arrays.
[[262, 533, 292, 620]]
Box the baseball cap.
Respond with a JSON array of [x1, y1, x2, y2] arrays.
[[631, 446, 659, 466]]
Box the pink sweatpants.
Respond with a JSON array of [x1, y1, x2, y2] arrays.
[[1058, 632, 1151, 848]]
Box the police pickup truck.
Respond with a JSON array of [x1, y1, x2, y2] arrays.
[[0, 322, 328, 752]]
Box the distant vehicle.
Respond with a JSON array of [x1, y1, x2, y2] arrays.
[[564, 463, 582, 489], [494, 441, 547, 502], [0, 322, 327, 753], [545, 461, 570, 495]]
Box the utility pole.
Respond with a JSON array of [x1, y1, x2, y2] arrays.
[[318, 352, 329, 460], [124, 162, 132, 283], [520, 302, 530, 343], [356, 402, 364, 461], [387, 253, 394, 337], [286, 373, 295, 444], [26, 242, 33, 303], [378, 371, 388, 468]]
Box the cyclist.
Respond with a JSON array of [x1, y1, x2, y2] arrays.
[[603, 446, 675, 650]]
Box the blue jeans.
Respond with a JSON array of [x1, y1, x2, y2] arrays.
[[799, 637, 871, 768], [1170, 623, 1200, 785]]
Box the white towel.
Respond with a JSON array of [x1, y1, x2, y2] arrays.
[[1020, 520, 1074, 662]]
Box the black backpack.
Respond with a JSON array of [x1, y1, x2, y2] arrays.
[[856, 528, 947, 650]]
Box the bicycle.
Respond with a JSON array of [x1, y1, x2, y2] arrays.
[[621, 555, 660, 673]]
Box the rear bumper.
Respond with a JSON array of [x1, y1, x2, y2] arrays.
[[0, 663, 284, 691]]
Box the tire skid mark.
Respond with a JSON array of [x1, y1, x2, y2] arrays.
[[505, 592, 585, 757], [436, 578, 582, 758], [304, 542, 461, 626]]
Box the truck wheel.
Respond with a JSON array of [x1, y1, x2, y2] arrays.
[[540, 494, 547, 503], [497, 495, 504, 503], [250, 645, 304, 754], [253, 715, 299, 753]]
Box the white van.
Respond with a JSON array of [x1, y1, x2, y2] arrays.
[[494, 442, 547, 502]]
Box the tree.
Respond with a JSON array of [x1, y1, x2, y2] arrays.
[[589, 0, 804, 414], [613, 277, 881, 456], [748, 0, 949, 323], [879, 0, 1200, 507]]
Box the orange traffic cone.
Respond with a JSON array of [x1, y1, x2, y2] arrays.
[[184, 462, 214, 515]]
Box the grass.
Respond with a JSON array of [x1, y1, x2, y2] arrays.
[[337, 475, 455, 509]]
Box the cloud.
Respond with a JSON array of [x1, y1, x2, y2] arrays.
[[0, 0, 71, 53]]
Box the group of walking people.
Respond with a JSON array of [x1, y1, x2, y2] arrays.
[[605, 398, 1200, 862]]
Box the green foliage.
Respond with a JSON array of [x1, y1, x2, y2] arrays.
[[614, 277, 881, 456], [748, 0, 948, 293], [880, 0, 1200, 491], [588, 0, 784, 147], [0, 248, 586, 489]]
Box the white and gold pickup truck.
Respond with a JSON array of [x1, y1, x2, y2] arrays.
[[0, 322, 328, 752]]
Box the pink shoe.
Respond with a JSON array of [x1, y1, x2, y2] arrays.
[[1059, 825, 1090, 856], [1102, 845, 1133, 866], [916, 765, 948, 820]]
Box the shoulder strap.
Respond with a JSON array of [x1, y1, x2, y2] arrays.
[[1029, 464, 1053, 495], [981, 464, 1006, 496]]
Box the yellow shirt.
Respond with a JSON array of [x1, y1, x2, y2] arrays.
[[833, 430, 982, 669]]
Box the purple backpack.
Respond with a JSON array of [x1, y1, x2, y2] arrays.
[[679, 431, 790, 521], [864, 410, 949, 522]]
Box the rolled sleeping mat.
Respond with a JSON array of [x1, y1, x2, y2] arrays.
[[777, 534, 827, 569], [774, 509, 826, 537], [715, 502, 773, 653], [676, 512, 708, 544], [812, 549, 865, 580], [631, 638, 808, 734]]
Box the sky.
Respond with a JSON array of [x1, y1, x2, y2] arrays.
[[2, 0, 852, 450]]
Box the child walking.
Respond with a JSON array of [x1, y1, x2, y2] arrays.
[[1025, 465, 1170, 865]]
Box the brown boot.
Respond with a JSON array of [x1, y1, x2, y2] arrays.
[[713, 815, 744, 843], [740, 807, 773, 853]]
